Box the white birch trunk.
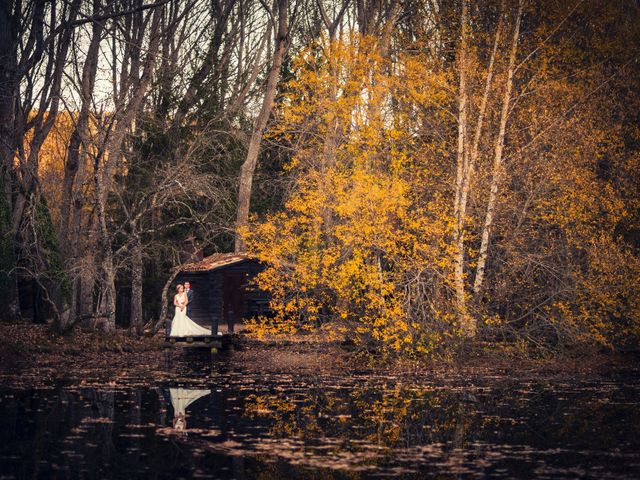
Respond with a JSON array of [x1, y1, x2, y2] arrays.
[[473, 1, 524, 295], [453, 0, 473, 336], [459, 0, 505, 226]]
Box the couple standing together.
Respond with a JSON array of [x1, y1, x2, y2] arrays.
[[169, 281, 218, 337]]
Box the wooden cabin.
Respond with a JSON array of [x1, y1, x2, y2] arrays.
[[172, 253, 270, 335]]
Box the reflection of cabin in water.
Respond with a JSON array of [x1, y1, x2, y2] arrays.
[[174, 253, 270, 334]]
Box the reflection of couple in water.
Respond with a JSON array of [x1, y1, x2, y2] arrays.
[[170, 388, 210, 434]]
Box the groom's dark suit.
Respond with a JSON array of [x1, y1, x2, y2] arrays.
[[185, 287, 194, 317]]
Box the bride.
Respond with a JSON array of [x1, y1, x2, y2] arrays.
[[169, 284, 211, 337]]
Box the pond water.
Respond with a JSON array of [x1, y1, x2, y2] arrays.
[[1, 352, 639, 479]]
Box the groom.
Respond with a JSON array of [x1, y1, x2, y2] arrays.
[[184, 282, 194, 317]]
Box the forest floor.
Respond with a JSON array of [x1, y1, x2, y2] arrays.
[[233, 335, 638, 378], [0, 323, 637, 388]]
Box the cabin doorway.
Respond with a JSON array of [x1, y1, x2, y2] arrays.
[[223, 272, 245, 333]]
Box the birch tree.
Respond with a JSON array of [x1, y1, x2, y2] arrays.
[[473, 0, 523, 294], [453, 0, 472, 336]]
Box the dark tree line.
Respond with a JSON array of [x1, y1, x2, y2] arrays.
[[0, 0, 406, 333]]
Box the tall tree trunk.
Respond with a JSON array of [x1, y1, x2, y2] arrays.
[[355, 0, 380, 35], [94, 150, 116, 332], [459, 0, 505, 228], [316, 0, 350, 41], [60, 0, 102, 249], [60, 1, 102, 330], [152, 267, 180, 334], [11, 0, 81, 235], [79, 259, 96, 322], [0, 1, 21, 321], [473, 0, 524, 295], [226, 24, 270, 118], [235, 0, 289, 253], [129, 232, 143, 335], [453, 0, 505, 336], [453, 0, 474, 336], [12, 0, 81, 327], [70, 168, 95, 326], [172, 0, 237, 127], [317, 12, 352, 237], [93, 5, 163, 330], [32, 200, 73, 333], [366, 0, 401, 125]]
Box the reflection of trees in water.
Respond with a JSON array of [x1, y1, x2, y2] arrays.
[[238, 382, 493, 476], [2, 380, 639, 478], [244, 382, 481, 450], [241, 379, 640, 459], [85, 389, 117, 461], [3, 386, 279, 478], [0, 387, 168, 477]]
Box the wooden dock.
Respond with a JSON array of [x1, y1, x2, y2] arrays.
[[162, 334, 232, 354]]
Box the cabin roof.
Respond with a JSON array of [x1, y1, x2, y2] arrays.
[[181, 252, 254, 272]]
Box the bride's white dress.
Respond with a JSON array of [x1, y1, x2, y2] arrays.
[[169, 388, 210, 432], [169, 292, 211, 337], [169, 388, 210, 416]]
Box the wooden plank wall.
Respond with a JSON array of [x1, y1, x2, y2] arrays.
[[220, 262, 269, 329], [208, 271, 223, 330]]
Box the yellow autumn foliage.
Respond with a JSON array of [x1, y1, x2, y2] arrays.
[[244, 29, 640, 355], [20, 111, 98, 225], [243, 36, 460, 355]]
